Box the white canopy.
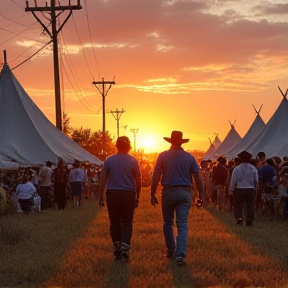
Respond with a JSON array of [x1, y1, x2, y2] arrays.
[[225, 106, 265, 160], [244, 93, 288, 158], [202, 135, 222, 160], [0, 62, 103, 166], [212, 121, 242, 158]]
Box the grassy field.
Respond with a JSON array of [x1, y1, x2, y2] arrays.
[[1, 187, 288, 288]]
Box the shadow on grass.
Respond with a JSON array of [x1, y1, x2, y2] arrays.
[[205, 205, 288, 269], [168, 259, 201, 288], [0, 198, 101, 287], [104, 261, 132, 288]]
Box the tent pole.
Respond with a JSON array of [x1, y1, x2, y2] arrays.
[[3, 50, 7, 64]]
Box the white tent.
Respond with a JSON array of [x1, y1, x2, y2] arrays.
[[244, 90, 288, 158], [224, 105, 265, 160], [0, 60, 103, 166], [202, 134, 222, 160], [212, 120, 242, 158]]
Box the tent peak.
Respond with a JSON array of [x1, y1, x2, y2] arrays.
[[3, 50, 7, 64], [228, 119, 236, 128], [278, 86, 288, 99], [252, 104, 263, 115]]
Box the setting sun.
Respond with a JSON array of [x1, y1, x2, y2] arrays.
[[138, 138, 156, 153]]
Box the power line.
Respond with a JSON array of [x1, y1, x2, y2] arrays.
[[0, 13, 30, 28], [11, 40, 53, 70], [71, 13, 95, 81], [0, 22, 45, 46], [9, 0, 24, 9], [83, 0, 100, 80], [59, 31, 101, 113]]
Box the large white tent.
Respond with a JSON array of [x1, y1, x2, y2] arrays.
[[0, 60, 103, 166], [212, 121, 242, 158], [224, 105, 265, 160], [202, 134, 222, 160], [244, 90, 288, 158]]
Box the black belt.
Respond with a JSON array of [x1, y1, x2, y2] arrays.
[[164, 185, 191, 189]]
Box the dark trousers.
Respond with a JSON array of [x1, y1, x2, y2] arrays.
[[233, 188, 256, 221], [53, 182, 67, 209], [106, 190, 135, 249], [39, 186, 52, 210]]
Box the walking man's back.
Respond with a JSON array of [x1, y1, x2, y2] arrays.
[[150, 130, 204, 267]]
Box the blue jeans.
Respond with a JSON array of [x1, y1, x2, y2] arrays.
[[161, 188, 191, 259]]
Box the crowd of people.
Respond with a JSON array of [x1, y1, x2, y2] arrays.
[[1, 131, 288, 268], [0, 158, 102, 214], [199, 151, 288, 223]]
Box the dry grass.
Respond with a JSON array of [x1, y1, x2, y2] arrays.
[[1, 188, 288, 288]]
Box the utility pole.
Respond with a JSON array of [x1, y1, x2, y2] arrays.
[[130, 128, 139, 153], [92, 77, 115, 158], [110, 108, 125, 138], [121, 125, 128, 135], [25, 0, 82, 131]]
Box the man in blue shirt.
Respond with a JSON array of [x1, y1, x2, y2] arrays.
[[150, 130, 204, 267], [99, 136, 141, 262]]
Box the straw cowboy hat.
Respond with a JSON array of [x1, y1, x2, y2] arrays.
[[164, 131, 189, 145]]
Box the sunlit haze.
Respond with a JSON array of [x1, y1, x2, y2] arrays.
[[1, 0, 288, 153]]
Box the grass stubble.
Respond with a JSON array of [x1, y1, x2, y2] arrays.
[[0, 187, 288, 288]]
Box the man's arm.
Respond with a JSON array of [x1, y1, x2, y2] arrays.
[[135, 176, 142, 201], [99, 172, 108, 206], [193, 173, 204, 199]]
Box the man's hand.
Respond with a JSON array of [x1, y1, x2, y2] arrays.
[[195, 198, 203, 209], [135, 199, 139, 208], [99, 198, 104, 207], [151, 196, 159, 207]]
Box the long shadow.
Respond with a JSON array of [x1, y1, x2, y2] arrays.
[[0, 197, 102, 287], [205, 205, 288, 269], [104, 260, 132, 288], [168, 259, 202, 288]]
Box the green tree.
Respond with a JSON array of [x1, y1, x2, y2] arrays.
[[62, 113, 72, 136]]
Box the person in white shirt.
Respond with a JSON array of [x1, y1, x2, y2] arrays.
[[16, 175, 37, 212], [38, 160, 53, 210], [230, 151, 259, 226], [69, 160, 86, 207]]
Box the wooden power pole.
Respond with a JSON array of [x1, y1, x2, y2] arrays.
[[92, 78, 115, 158], [110, 108, 125, 138], [25, 0, 82, 131], [130, 128, 139, 153]]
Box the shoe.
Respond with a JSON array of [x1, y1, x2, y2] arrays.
[[246, 220, 253, 226], [166, 249, 175, 259], [236, 218, 243, 226], [121, 251, 129, 262], [113, 251, 122, 261], [176, 257, 186, 267]]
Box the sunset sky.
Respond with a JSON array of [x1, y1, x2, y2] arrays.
[[1, 0, 288, 153]]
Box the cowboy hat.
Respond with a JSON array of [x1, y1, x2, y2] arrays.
[[217, 155, 227, 163], [164, 131, 189, 145], [237, 151, 252, 163]]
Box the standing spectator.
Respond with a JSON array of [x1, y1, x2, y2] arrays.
[[199, 160, 212, 203], [52, 157, 69, 210], [99, 136, 141, 262], [227, 157, 242, 211], [212, 156, 229, 210], [38, 160, 53, 210], [69, 160, 86, 208], [150, 131, 204, 267], [230, 151, 258, 226]]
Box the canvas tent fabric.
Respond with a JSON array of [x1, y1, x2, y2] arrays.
[[202, 135, 222, 160], [212, 122, 242, 158], [225, 110, 265, 160], [0, 62, 103, 166], [244, 96, 288, 158]]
